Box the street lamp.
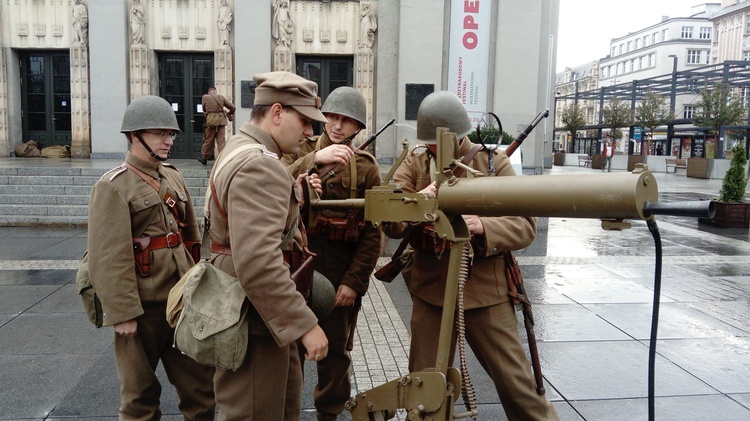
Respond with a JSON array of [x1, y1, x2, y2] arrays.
[[667, 54, 678, 155]]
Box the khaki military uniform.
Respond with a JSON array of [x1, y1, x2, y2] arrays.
[[283, 133, 383, 420], [87, 152, 216, 420], [209, 122, 319, 420], [390, 139, 559, 420], [201, 92, 236, 160]]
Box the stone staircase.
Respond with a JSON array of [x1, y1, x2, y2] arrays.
[[0, 159, 210, 226]]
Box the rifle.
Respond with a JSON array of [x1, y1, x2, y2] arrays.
[[500, 112, 548, 395], [313, 118, 395, 178]]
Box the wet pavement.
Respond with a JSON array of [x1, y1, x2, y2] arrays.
[[0, 164, 749, 420]]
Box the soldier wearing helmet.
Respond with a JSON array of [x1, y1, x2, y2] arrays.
[[282, 86, 383, 421], [86, 95, 216, 419], [385, 91, 559, 420]]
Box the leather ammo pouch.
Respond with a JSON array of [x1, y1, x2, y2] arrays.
[[309, 212, 365, 244], [409, 225, 450, 256], [132, 236, 151, 276], [284, 249, 316, 302]]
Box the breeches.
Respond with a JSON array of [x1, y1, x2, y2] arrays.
[[114, 303, 216, 421], [409, 296, 559, 421], [201, 125, 226, 159], [214, 335, 302, 421]]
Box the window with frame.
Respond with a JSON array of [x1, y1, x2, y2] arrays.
[[662, 29, 669, 41], [619, 44, 623, 54], [744, 51, 750, 61], [687, 50, 701, 64], [627, 41, 632, 52], [652, 32, 658, 44], [648, 53, 655, 66], [747, 15, 750, 34], [635, 38, 641, 49], [681, 26, 693, 39], [643, 36, 649, 47], [699, 27, 711, 39], [742, 87, 750, 107], [612, 46, 617, 56], [683, 105, 695, 119]]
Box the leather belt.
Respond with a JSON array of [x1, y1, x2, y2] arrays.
[[211, 242, 232, 255], [149, 231, 183, 249]]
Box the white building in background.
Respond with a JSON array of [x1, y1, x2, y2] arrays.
[[711, 0, 750, 64], [0, 0, 560, 174]]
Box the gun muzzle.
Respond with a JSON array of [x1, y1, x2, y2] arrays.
[[642, 200, 715, 218]]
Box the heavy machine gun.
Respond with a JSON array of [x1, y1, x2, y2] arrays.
[[308, 127, 714, 421]]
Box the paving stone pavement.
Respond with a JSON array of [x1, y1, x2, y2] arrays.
[[0, 163, 749, 420]]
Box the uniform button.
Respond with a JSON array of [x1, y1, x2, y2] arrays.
[[144, 200, 150, 205], [329, 183, 335, 188], [169, 221, 174, 226], [492, 247, 498, 253]]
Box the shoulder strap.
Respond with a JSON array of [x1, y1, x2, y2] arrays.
[[206, 143, 268, 221], [453, 144, 484, 177]]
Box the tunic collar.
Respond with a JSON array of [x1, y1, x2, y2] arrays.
[[125, 151, 161, 180], [238, 121, 283, 158]]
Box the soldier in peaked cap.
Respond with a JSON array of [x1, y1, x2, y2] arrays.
[[208, 71, 330, 420], [87, 95, 216, 420]]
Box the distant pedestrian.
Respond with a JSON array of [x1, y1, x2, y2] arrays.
[[199, 86, 235, 165], [602, 139, 615, 172]]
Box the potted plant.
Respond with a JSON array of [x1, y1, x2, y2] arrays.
[[699, 144, 750, 228]]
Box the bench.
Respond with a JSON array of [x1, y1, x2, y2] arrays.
[[578, 155, 592, 167], [665, 158, 687, 174]]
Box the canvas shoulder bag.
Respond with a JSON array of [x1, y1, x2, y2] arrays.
[[169, 143, 265, 371]]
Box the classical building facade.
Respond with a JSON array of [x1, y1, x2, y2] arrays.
[[0, 0, 559, 173]]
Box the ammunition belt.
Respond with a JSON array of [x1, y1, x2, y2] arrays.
[[308, 213, 365, 244]]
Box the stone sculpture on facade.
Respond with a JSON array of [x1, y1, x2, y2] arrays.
[[359, 2, 377, 49], [217, 0, 233, 46], [72, 0, 88, 45], [130, 0, 146, 45], [272, 0, 294, 48]]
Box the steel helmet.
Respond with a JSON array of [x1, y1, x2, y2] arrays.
[[321, 87, 367, 129], [416, 91, 472, 142], [120, 95, 181, 133]]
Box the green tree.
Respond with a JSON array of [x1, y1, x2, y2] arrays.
[[560, 104, 587, 150], [602, 96, 633, 148], [635, 90, 674, 154], [718, 144, 748, 203], [467, 127, 514, 145], [693, 82, 746, 140]]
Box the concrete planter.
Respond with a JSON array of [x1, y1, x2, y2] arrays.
[[553, 152, 566, 166], [627, 155, 645, 172]]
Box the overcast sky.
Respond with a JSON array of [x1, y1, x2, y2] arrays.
[[557, 0, 699, 72]]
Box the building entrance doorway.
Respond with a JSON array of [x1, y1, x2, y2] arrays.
[[296, 56, 353, 135], [20, 52, 72, 147], [159, 53, 213, 159]]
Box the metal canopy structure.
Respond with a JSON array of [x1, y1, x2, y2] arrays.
[[554, 60, 750, 155]]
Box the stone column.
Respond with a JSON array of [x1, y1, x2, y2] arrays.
[[69, 45, 91, 158], [0, 48, 9, 157], [215, 46, 234, 132], [129, 44, 150, 100], [356, 50, 375, 143]]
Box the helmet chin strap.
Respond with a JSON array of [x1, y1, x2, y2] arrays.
[[135, 132, 169, 162]]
